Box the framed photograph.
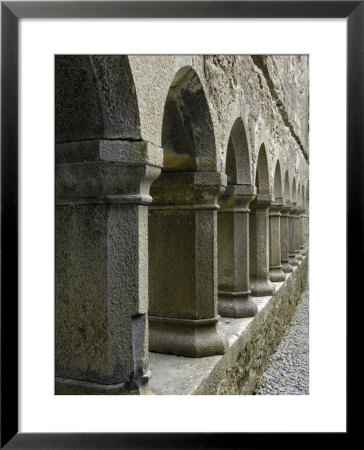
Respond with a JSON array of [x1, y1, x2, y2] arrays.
[[1, 1, 352, 447]]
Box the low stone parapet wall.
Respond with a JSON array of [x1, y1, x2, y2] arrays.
[[149, 255, 308, 395]]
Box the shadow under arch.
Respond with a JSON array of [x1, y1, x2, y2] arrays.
[[273, 159, 283, 200], [56, 55, 141, 143], [225, 117, 252, 184], [255, 144, 271, 194], [161, 66, 217, 172], [284, 170, 291, 202]]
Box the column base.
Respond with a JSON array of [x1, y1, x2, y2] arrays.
[[289, 254, 299, 266], [249, 277, 275, 297], [149, 316, 228, 357], [295, 251, 304, 261], [269, 265, 286, 282], [55, 375, 152, 395], [218, 290, 258, 318], [281, 259, 293, 273]]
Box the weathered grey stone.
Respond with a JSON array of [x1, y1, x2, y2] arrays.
[[249, 193, 275, 296], [148, 172, 228, 357], [218, 184, 257, 318], [55, 140, 163, 394], [288, 202, 299, 267], [280, 201, 294, 273], [54, 54, 310, 395], [295, 207, 304, 261], [269, 200, 286, 282], [149, 255, 308, 394], [55, 55, 141, 144]]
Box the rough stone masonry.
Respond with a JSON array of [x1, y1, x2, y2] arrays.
[[55, 55, 309, 395]]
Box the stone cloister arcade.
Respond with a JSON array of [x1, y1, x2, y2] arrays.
[[55, 55, 309, 395]]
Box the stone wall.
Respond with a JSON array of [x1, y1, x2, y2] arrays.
[[55, 55, 309, 395]]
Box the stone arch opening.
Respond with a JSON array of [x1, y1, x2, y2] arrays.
[[161, 66, 217, 172], [55, 55, 141, 143], [280, 170, 293, 274], [249, 143, 274, 296], [273, 160, 283, 200], [55, 55, 153, 395], [284, 171, 291, 201], [255, 144, 270, 194], [269, 159, 286, 282], [225, 117, 252, 185], [148, 66, 226, 357], [217, 117, 256, 318], [292, 177, 297, 203]]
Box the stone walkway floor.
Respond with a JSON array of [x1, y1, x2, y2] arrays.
[[255, 282, 309, 395]]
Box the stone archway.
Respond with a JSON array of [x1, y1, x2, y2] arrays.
[[269, 160, 286, 282], [148, 67, 227, 358], [55, 55, 159, 395], [217, 117, 257, 318], [249, 144, 275, 296]]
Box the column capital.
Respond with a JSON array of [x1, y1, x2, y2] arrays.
[[250, 193, 273, 213], [219, 184, 256, 212], [150, 171, 227, 209], [56, 140, 162, 205], [289, 201, 297, 215], [269, 198, 284, 216], [295, 206, 306, 216], [280, 200, 291, 216]]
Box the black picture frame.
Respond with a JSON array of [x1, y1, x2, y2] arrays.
[[1, 1, 353, 448]]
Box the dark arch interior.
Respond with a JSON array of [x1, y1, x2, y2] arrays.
[[162, 67, 216, 172], [55, 55, 140, 144], [255, 144, 270, 194], [292, 178, 297, 203], [225, 118, 251, 185], [273, 161, 283, 199], [284, 171, 290, 201]]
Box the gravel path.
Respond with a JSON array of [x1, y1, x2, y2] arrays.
[[255, 283, 309, 395]]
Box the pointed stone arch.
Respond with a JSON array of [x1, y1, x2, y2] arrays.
[[55, 55, 141, 143], [217, 117, 256, 318], [149, 66, 226, 357], [273, 160, 283, 200], [255, 144, 270, 194], [284, 171, 291, 202], [161, 66, 217, 172], [292, 177, 297, 203], [225, 117, 252, 185]]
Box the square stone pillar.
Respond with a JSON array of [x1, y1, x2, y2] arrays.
[[295, 207, 304, 261], [269, 200, 286, 282], [288, 202, 299, 267], [249, 193, 275, 296], [299, 207, 308, 256], [217, 184, 257, 318], [148, 172, 228, 357], [55, 140, 162, 394], [280, 201, 294, 273]]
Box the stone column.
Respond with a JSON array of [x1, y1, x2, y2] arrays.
[[280, 201, 293, 273], [269, 200, 286, 282], [288, 202, 299, 267], [55, 140, 162, 395], [148, 172, 228, 358], [249, 194, 275, 296], [299, 207, 307, 256], [217, 184, 257, 318], [295, 207, 304, 261]]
